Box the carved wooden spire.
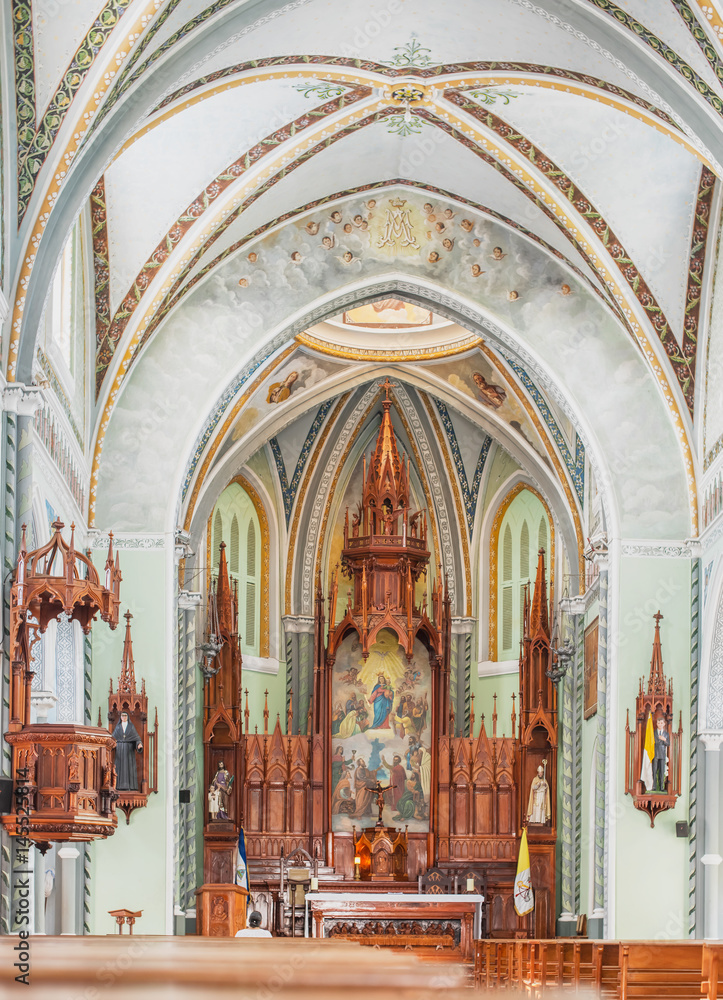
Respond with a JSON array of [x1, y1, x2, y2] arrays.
[[215, 541, 233, 637], [118, 611, 136, 695], [363, 380, 409, 516], [647, 610, 668, 696], [529, 548, 550, 639]]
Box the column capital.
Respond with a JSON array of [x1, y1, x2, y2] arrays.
[[282, 615, 315, 634], [3, 384, 44, 416], [57, 847, 80, 861], [450, 617, 476, 635], [178, 590, 202, 610], [699, 730, 723, 752]]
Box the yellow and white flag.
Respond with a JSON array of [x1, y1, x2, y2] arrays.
[[640, 711, 654, 791], [514, 827, 534, 916]]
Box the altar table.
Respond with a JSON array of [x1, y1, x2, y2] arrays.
[[306, 892, 485, 959]]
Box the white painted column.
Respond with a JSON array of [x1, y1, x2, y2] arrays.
[[57, 847, 80, 935], [33, 847, 45, 935], [699, 731, 723, 939]]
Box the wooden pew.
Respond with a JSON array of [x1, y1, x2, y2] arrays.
[[701, 943, 723, 1000], [474, 938, 618, 994], [619, 942, 703, 1000], [0, 935, 471, 1000]]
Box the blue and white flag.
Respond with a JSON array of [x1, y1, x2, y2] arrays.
[[235, 828, 249, 891]]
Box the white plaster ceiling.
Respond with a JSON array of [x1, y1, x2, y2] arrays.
[[490, 86, 702, 342]]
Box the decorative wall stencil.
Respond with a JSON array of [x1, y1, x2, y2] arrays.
[[295, 82, 349, 100], [383, 38, 435, 68], [269, 400, 335, 525], [15, 0, 134, 222], [385, 113, 429, 137], [94, 86, 371, 397], [432, 399, 491, 537], [671, 0, 723, 85], [468, 87, 519, 105]]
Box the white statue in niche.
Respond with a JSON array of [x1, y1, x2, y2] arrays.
[[527, 761, 551, 825]]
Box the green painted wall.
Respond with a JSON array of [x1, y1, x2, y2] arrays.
[[471, 667, 518, 738], [614, 557, 691, 939], [482, 445, 521, 513], [87, 548, 169, 935], [243, 664, 288, 734]]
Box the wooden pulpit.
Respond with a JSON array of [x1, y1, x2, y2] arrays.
[[195, 884, 249, 937]]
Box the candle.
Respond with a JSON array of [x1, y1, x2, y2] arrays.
[[354, 856, 361, 865], [310, 876, 319, 892], [466, 877, 475, 893]]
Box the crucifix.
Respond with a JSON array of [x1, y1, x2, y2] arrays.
[[373, 781, 391, 825], [379, 377, 395, 400]]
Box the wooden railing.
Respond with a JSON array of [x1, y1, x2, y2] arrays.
[[475, 939, 713, 998]]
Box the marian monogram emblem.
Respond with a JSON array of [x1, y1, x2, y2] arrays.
[[371, 198, 421, 257]]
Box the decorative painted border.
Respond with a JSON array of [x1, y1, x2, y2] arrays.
[[619, 539, 699, 557], [445, 89, 696, 413], [504, 356, 585, 507], [584, 0, 723, 116], [15, 0, 135, 222], [91, 178, 111, 367], [89, 532, 165, 548], [269, 399, 335, 526], [672, 0, 723, 84], [432, 398, 491, 537], [94, 85, 371, 396], [488, 481, 555, 661], [692, 1, 723, 46], [11, 0, 36, 177]]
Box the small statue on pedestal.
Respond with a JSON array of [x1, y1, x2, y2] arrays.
[[208, 761, 234, 821], [526, 761, 551, 825]]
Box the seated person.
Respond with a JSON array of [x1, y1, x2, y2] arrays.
[[235, 910, 272, 938]]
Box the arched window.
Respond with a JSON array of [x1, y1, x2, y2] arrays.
[[495, 489, 551, 661], [230, 516, 240, 575], [209, 482, 263, 657], [212, 510, 223, 571], [538, 514, 548, 556]]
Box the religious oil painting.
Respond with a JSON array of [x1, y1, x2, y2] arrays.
[[331, 629, 431, 833], [342, 299, 432, 328]]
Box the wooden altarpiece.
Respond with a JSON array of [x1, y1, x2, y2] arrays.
[[624, 612, 683, 827], [198, 381, 556, 940], [103, 611, 158, 824]]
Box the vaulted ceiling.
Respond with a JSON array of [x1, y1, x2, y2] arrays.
[[4, 0, 723, 558]]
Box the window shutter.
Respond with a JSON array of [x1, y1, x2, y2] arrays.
[[230, 516, 240, 574], [520, 520, 529, 578], [503, 524, 512, 581], [212, 510, 223, 570], [502, 586, 513, 651], [245, 582, 256, 645], [538, 515, 548, 556], [247, 521, 256, 577]]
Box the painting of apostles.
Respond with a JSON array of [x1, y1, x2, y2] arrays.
[[330, 629, 432, 831]]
